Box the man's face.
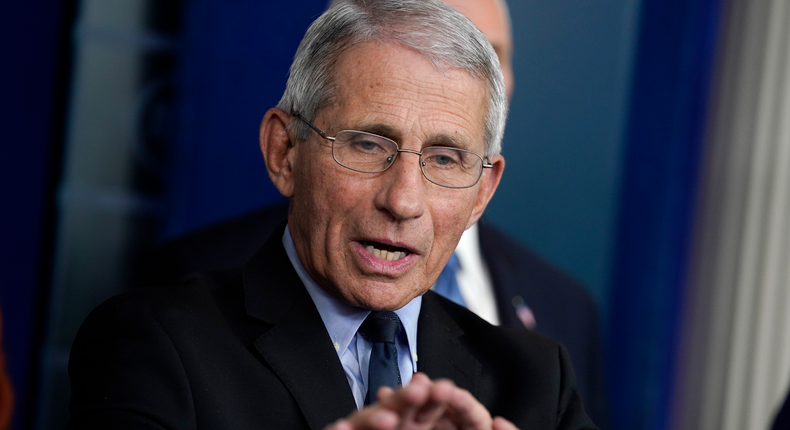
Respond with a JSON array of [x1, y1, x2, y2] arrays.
[[444, 0, 514, 98], [272, 42, 503, 310]]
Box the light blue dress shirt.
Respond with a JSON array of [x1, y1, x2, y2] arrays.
[[283, 226, 421, 409]]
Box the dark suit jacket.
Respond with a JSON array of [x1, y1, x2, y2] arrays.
[[70, 226, 597, 429], [146, 204, 607, 426]]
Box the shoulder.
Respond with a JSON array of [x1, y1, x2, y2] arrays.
[[69, 270, 250, 390], [67, 271, 255, 428], [106, 270, 234, 310], [74, 270, 243, 352], [146, 203, 289, 284]]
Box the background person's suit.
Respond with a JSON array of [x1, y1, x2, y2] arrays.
[[145, 203, 608, 426], [70, 226, 597, 429]]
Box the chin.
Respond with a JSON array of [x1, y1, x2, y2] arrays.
[[345, 283, 422, 311]]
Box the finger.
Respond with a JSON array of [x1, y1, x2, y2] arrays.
[[410, 372, 432, 384], [492, 416, 520, 430], [376, 374, 432, 414], [433, 416, 458, 430], [324, 418, 354, 430], [342, 406, 400, 430], [368, 380, 432, 430], [446, 387, 493, 429], [374, 374, 452, 430], [412, 379, 454, 425], [376, 386, 395, 402]]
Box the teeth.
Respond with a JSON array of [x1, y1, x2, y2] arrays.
[[364, 243, 407, 261]]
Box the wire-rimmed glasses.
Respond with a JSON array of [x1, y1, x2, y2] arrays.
[[294, 113, 492, 189]]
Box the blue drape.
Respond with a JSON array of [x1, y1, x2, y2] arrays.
[[607, 0, 723, 428]]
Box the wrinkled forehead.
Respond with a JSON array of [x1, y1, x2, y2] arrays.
[[325, 42, 489, 150]]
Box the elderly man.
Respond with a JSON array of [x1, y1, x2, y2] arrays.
[[68, 1, 597, 429], [148, 1, 607, 422]]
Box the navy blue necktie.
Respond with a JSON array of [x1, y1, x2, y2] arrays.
[[359, 311, 402, 405], [432, 253, 466, 307]]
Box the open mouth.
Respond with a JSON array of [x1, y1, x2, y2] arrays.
[[360, 240, 411, 261]]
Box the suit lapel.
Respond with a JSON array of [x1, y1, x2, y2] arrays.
[[416, 292, 481, 396], [242, 226, 357, 430]]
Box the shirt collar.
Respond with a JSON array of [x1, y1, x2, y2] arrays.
[[455, 222, 479, 274], [282, 225, 421, 364]]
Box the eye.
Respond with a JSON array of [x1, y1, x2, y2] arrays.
[[433, 153, 457, 166], [425, 148, 462, 168], [347, 133, 390, 155], [356, 139, 383, 152]]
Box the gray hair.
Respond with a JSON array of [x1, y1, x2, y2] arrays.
[[277, 0, 508, 156]]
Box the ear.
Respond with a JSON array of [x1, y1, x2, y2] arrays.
[[466, 154, 505, 229], [260, 108, 297, 198]]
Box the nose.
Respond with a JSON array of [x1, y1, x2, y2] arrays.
[[374, 150, 426, 221]]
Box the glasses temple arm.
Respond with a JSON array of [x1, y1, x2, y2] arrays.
[[293, 112, 334, 141]]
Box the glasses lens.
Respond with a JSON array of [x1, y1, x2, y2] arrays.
[[332, 131, 398, 173], [330, 129, 485, 188], [421, 147, 483, 188]]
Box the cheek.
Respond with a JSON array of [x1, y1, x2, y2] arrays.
[[293, 156, 369, 241], [437, 190, 476, 221], [428, 192, 477, 243], [293, 148, 340, 208], [290, 150, 339, 248]]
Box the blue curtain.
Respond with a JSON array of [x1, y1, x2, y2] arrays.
[[165, 0, 327, 239], [0, 1, 74, 429], [607, 0, 723, 428]]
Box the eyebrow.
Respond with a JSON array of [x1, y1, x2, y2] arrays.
[[348, 122, 474, 151]]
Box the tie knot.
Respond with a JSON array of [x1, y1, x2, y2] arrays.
[[359, 311, 402, 343]]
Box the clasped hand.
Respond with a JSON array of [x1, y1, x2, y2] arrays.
[[325, 373, 519, 430]]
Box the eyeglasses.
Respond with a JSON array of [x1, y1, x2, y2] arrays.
[[294, 113, 492, 189]]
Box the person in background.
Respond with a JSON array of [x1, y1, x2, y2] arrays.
[[148, 0, 607, 426]]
